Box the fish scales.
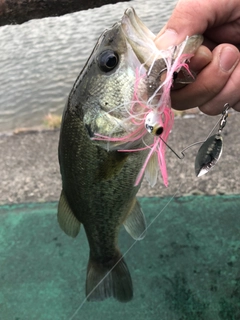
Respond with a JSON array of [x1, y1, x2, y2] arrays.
[[58, 7, 203, 303], [58, 13, 149, 302], [59, 106, 147, 301]]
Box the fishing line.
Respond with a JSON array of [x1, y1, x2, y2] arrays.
[[68, 181, 183, 320], [68, 107, 232, 320], [68, 135, 195, 319]]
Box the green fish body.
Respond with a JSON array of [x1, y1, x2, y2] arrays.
[[58, 7, 203, 302], [58, 13, 148, 302]]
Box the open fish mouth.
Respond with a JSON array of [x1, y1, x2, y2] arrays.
[[121, 7, 155, 43], [121, 7, 157, 66], [121, 7, 203, 70]]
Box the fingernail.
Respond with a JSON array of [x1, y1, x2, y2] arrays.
[[155, 29, 178, 50], [219, 46, 239, 72]]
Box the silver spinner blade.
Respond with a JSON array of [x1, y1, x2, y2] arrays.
[[195, 133, 223, 177]]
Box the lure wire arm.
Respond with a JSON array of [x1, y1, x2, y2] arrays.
[[159, 103, 231, 160], [159, 137, 205, 160]]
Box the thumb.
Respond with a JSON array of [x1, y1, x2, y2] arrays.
[[154, 0, 213, 49]]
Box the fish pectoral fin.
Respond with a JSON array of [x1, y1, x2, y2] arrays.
[[86, 252, 133, 302], [145, 153, 159, 187], [97, 151, 128, 180], [123, 198, 147, 240], [57, 190, 81, 238]]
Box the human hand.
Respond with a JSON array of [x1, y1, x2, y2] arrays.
[[154, 0, 240, 115]]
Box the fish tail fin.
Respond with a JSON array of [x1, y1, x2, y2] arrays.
[[86, 252, 133, 302]]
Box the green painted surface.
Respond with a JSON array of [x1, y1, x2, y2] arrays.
[[1, 196, 240, 320]]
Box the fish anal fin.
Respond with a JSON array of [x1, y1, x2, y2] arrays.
[[123, 198, 147, 240], [86, 253, 133, 302], [57, 190, 81, 238]]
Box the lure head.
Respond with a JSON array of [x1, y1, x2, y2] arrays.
[[145, 123, 164, 136], [145, 110, 164, 136]]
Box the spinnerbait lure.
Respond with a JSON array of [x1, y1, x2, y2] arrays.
[[195, 103, 230, 177]]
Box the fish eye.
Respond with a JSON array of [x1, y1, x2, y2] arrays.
[[155, 127, 163, 136], [98, 50, 119, 72]]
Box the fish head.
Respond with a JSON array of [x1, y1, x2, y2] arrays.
[[67, 8, 170, 151], [62, 7, 205, 189], [67, 18, 144, 147]]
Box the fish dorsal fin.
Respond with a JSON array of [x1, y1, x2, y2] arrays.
[[123, 198, 147, 240], [57, 190, 81, 238], [145, 153, 159, 187]]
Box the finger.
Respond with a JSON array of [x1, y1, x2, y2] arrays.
[[205, 20, 240, 45], [170, 44, 240, 114], [155, 0, 212, 48], [188, 45, 212, 72], [202, 38, 219, 51], [155, 0, 239, 48], [199, 59, 240, 114], [154, 29, 179, 49]]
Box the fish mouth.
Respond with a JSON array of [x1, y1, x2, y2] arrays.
[[121, 7, 157, 66], [121, 8, 204, 70], [121, 7, 155, 42]]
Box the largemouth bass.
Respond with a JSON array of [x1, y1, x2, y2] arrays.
[[58, 7, 203, 302]]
